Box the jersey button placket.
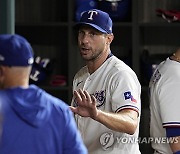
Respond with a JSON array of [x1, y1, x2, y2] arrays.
[[77, 115, 86, 140], [80, 77, 92, 140], [83, 77, 91, 90]]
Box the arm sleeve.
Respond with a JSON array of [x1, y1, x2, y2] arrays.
[[110, 71, 141, 115], [63, 108, 87, 154], [159, 83, 180, 127], [166, 127, 180, 137]]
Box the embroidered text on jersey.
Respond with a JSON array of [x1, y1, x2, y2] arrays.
[[150, 69, 161, 86]]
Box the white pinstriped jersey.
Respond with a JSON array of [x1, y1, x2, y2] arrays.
[[150, 58, 180, 154], [72, 56, 141, 154]]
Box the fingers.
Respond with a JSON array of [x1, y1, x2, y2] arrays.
[[74, 89, 95, 106], [79, 89, 87, 101], [90, 95, 96, 106], [74, 89, 89, 103], [74, 90, 82, 102], [72, 90, 98, 118], [69, 106, 77, 113], [84, 90, 91, 102]]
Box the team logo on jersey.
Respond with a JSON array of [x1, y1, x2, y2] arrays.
[[94, 90, 106, 107], [124, 91, 137, 103], [76, 81, 83, 86]]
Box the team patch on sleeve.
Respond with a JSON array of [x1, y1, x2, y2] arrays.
[[124, 91, 137, 103]]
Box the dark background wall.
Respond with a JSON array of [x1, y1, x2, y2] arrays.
[[1, 0, 180, 153]]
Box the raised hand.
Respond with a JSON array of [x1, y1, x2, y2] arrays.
[[70, 89, 98, 119]]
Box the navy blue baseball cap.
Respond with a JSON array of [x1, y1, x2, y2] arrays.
[[76, 9, 113, 34], [0, 34, 34, 66]]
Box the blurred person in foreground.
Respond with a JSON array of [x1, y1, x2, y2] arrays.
[[0, 34, 87, 154]]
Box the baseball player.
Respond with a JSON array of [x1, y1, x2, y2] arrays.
[[70, 9, 141, 154], [149, 48, 180, 154], [0, 34, 87, 154]]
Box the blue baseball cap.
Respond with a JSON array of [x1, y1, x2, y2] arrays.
[[0, 34, 34, 66], [76, 9, 113, 34]]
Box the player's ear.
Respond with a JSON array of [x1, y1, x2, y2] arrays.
[[106, 33, 114, 45]]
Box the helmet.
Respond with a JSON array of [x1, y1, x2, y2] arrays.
[[30, 56, 54, 85]]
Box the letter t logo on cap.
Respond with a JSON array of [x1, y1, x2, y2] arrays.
[[88, 10, 98, 20]]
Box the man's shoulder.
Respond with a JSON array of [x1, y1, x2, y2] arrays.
[[109, 56, 137, 77], [44, 91, 68, 109], [154, 58, 180, 83], [74, 66, 88, 80], [76, 65, 88, 74]]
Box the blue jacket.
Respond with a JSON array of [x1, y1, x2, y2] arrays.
[[0, 85, 87, 154]]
